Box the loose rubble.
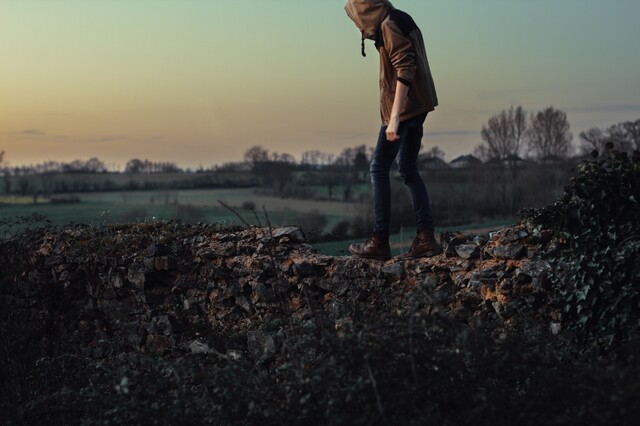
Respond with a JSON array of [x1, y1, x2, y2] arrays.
[[0, 220, 589, 424]]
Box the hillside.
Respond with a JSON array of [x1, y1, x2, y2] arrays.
[[1, 149, 639, 425]]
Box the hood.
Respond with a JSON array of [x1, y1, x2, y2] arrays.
[[345, 0, 394, 40]]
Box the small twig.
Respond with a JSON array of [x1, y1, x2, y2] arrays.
[[217, 199, 251, 227], [251, 208, 263, 228], [365, 358, 385, 418], [261, 205, 273, 232]]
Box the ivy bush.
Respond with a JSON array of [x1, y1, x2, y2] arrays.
[[521, 148, 640, 348]]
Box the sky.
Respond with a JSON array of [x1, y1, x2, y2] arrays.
[[1, 0, 640, 169]]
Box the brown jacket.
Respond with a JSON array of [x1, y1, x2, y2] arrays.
[[345, 0, 438, 125]]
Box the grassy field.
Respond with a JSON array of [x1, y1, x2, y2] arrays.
[[1, 189, 514, 254], [0, 188, 357, 238]]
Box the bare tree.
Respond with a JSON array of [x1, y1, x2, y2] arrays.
[[243, 145, 270, 166], [421, 145, 446, 160], [278, 153, 296, 164], [579, 127, 606, 154], [0, 150, 4, 166], [334, 145, 369, 169], [623, 119, 640, 150], [352, 145, 370, 171], [85, 157, 107, 173], [125, 158, 145, 174], [476, 106, 527, 160], [526, 106, 573, 161], [302, 150, 335, 167], [579, 120, 638, 155]]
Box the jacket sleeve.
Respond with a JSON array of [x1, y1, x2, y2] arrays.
[[382, 20, 416, 86]]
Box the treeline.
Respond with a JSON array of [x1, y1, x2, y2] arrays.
[[1, 157, 181, 177], [474, 106, 639, 161], [1, 109, 637, 178]]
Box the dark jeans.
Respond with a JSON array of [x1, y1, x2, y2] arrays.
[[370, 112, 434, 234]]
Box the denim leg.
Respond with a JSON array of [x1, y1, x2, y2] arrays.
[[370, 126, 401, 234], [397, 115, 435, 231]]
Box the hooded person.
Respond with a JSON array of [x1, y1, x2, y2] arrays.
[[345, 0, 442, 260]]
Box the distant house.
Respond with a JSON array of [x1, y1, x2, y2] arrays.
[[420, 156, 450, 170], [449, 155, 482, 168], [484, 155, 531, 169], [537, 154, 567, 165]]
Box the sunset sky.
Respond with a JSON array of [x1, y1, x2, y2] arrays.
[[1, 0, 639, 169]]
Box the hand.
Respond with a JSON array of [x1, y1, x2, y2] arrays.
[[386, 117, 400, 142]]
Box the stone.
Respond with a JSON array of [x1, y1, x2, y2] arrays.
[[472, 234, 490, 247], [382, 263, 404, 280], [236, 294, 253, 312], [500, 229, 529, 245], [443, 235, 466, 258], [189, 340, 213, 354], [247, 330, 276, 363], [455, 244, 481, 260], [145, 334, 172, 353], [108, 268, 124, 288], [422, 273, 438, 290], [466, 276, 483, 291], [147, 315, 172, 336], [254, 283, 277, 304], [273, 226, 305, 243], [519, 260, 552, 279], [127, 263, 146, 290], [490, 243, 526, 260]]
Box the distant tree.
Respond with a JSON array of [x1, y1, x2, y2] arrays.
[[474, 107, 528, 217], [301, 150, 335, 167], [475, 106, 527, 161], [244, 145, 270, 166], [623, 119, 640, 150], [579, 119, 639, 154], [335, 145, 369, 169], [85, 157, 107, 173], [579, 128, 607, 154], [271, 152, 296, 164], [0, 151, 9, 194], [352, 145, 370, 171], [605, 123, 634, 153], [526, 106, 573, 160], [421, 146, 446, 160], [334, 147, 355, 167], [125, 158, 145, 174]]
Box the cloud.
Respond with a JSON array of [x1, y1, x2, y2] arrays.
[[313, 130, 370, 140], [20, 129, 45, 136], [563, 104, 640, 113], [2, 129, 161, 144], [85, 135, 129, 143], [426, 130, 477, 137]]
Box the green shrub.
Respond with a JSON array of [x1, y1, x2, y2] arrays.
[[521, 149, 640, 348]]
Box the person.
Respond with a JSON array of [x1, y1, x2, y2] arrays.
[[345, 0, 442, 261]]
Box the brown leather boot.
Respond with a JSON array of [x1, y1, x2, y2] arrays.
[[398, 229, 442, 260], [349, 233, 391, 260]]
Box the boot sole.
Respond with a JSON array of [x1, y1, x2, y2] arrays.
[[397, 248, 443, 260], [348, 248, 391, 261]]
